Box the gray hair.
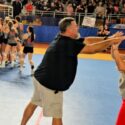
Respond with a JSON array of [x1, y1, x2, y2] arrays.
[[59, 17, 75, 33]]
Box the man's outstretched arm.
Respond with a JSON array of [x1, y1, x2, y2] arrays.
[[80, 36, 125, 54], [84, 31, 124, 44]]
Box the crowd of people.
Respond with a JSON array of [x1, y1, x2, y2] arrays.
[[0, 0, 125, 22], [0, 16, 35, 74], [0, 0, 125, 27]]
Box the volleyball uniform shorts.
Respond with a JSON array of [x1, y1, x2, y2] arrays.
[[31, 77, 63, 118], [23, 46, 33, 54], [8, 43, 17, 46]]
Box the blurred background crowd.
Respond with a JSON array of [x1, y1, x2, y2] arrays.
[[0, 0, 125, 26]]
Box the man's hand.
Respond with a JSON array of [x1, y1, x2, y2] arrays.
[[111, 43, 120, 59], [111, 36, 125, 44], [110, 31, 124, 38]]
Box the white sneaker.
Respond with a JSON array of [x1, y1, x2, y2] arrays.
[[19, 67, 22, 72], [0, 64, 4, 68], [11, 61, 15, 68], [19, 66, 23, 73], [0, 62, 5, 68]]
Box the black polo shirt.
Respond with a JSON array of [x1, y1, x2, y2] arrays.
[[34, 34, 85, 91]]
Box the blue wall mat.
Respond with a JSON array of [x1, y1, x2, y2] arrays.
[[24, 25, 125, 49]]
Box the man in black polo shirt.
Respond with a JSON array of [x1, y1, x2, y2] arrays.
[[20, 17, 125, 125]]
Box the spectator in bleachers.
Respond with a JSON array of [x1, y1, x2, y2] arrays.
[[75, 1, 86, 13], [51, 0, 64, 12], [106, 4, 114, 15], [32, 16, 42, 26], [86, 1, 95, 13], [48, 2, 56, 11], [121, 3, 125, 14], [3, 0, 122, 26], [95, 1, 106, 19], [25, 0, 35, 14], [119, 0, 123, 12], [57, 0, 64, 12], [12, 0, 22, 18], [120, 3, 125, 23], [21, 0, 35, 21], [22, 0, 28, 6], [34, 0, 44, 11], [113, 2, 119, 14], [54, 0, 60, 10], [51, 2, 57, 11], [97, 25, 110, 37], [65, 2, 74, 16]]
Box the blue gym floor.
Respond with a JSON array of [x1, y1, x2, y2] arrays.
[[0, 54, 121, 125]]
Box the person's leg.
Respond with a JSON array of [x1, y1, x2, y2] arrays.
[[21, 77, 44, 125], [19, 52, 25, 71], [10, 46, 17, 67], [16, 42, 23, 64], [52, 118, 63, 125], [28, 53, 34, 75], [1, 44, 10, 68], [28, 53, 34, 67], [42, 87, 63, 125], [116, 99, 125, 125], [21, 102, 37, 125]]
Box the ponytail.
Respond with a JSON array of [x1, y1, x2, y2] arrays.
[[28, 26, 34, 42], [8, 21, 13, 30]]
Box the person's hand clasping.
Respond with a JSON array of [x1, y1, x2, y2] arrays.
[[111, 36, 125, 45], [111, 41, 120, 59], [111, 31, 124, 38]]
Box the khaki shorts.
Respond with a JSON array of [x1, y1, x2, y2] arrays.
[[31, 77, 63, 118]]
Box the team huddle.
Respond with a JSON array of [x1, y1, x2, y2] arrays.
[[0, 16, 35, 73]]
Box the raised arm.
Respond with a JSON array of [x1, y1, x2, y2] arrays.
[[84, 31, 124, 44], [80, 32, 125, 54]]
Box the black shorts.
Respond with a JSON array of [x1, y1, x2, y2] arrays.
[[0, 36, 4, 44], [3, 38, 8, 44], [8, 43, 17, 46], [23, 46, 33, 54]]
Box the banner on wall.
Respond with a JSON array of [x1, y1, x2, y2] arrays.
[[82, 16, 96, 27], [112, 24, 125, 29]]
